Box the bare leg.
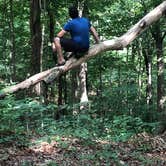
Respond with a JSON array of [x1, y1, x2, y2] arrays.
[[53, 37, 65, 65], [52, 42, 57, 52]]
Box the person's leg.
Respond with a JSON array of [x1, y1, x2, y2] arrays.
[[52, 42, 56, 52], [60, 38, 87, 57], [53, 37, 65, 65], [53, 37, 88, 63], [58, 38, 78, 60]]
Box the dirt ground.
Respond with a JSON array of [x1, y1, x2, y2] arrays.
[[0, 132, 166, 166]]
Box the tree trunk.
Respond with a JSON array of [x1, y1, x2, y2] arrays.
[[152, 23, 165, 112], [146, 55, 152, 106], [48, 4, 56, 63], [137, 46, 142, 101], [152, 23, 166, 133], [142, 46, 152, 106], [79, 63, 88, 109], [78, 1, 89, 110], [30, 0, 42, 95], [58, 75, 63, 106], [71, 69, 79, 104], [48, 10, 54, 43], [64, 73, 67, 104], [57, 74, 67, 117], [156, 31, 164, 112], [9, 0, 16, 82], [56, 75, 63, 119]]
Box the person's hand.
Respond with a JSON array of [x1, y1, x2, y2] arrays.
[[95, 40, 100, 44], [52, 43, 56, 52]]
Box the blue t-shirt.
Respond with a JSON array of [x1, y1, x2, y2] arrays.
[[63, 17, 91, 49]]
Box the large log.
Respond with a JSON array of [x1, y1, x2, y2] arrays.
[[0, 1, 166, 98]]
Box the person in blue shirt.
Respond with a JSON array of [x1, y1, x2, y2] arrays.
[[52, 6, 100, 66]]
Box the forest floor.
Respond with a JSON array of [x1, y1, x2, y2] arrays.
[[0, 132, 166, 166]]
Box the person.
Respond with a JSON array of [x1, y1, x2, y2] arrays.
[[52, 6, 100, 66]]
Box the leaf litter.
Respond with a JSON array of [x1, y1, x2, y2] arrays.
[[0, 132, 165, 166]]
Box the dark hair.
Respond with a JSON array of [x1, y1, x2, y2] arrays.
[[68, 6, 78, 18]]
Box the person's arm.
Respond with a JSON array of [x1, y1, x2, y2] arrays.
[[56, 29, 66, 38], [90, 26, 100, 44], [52, 29, 66, 52]]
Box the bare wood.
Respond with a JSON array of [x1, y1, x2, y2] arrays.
[[0, 1, 166, 98]]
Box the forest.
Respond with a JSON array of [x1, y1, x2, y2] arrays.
[[0, 0, 166, 165]]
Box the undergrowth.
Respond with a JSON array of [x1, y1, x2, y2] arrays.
[[0, 96, 158, 146]]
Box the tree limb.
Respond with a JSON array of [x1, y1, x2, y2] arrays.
[[0, 1, 166, 98]]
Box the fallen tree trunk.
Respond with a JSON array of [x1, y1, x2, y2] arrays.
[[0, 1, 166, 98]]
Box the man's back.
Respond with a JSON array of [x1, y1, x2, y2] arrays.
[[63, 17, 91, 49]]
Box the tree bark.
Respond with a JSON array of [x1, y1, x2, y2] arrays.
[[48, 3, 56, 63], [71, 68, 79, 104], [0, 1, 166, 98], [79, 63, 88, 109], [137, 46, 142, 101], [30, 0, 42, 95], [78, 1, 89, 109], [9, 0, 16, 82], [156, 40, 164, 112], [48, 10, 54, 43], [153, 24, 165, 112], [142, 43, 153, 106]]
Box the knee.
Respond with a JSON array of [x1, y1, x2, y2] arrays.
[[54, 37, 60, 45]]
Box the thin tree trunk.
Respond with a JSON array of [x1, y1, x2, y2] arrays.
[[97, 55, 102, 97], [142, 47, 152, 106], [48, 10, 54, 43], [97, 55, 104, 116], [64, 73, 67, 104], [48, 4, 56, 63], [78, 1, 89, 110], [152, 23, 166, 133], [152, 23, 165, 112], [156, 35, 164, 112], [40, 23, 45, 73], [146, 51, 152, 106], [45, 2, 56, 103], [39, 22, 45, 97], [56, 75, 63, 119], [58, 75, 63, 106], [71, 69, 79, 104], [57, 74, 67, 117], [30, 0, 42, 95], [147, 57, 152, 106], [9, 0, 16, 82], [137, 46, 142, 101], [126, 48, 129, 109], [79, 63, 88, 109]]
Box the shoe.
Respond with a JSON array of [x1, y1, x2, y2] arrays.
[[64, 52, 73, 60], [57, 60, 65, 66]]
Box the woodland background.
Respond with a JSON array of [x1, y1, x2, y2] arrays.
[[0, 0, 166, 165]]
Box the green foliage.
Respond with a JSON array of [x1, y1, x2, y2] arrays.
[[105, 115, 148, 141], [0, 94, 158, 146], [0, 2, 165, 165], [0, 95, 57, 144], [47, 161, 58, 166], [43, 112, 156, 143], [0, 1, 165, 165]]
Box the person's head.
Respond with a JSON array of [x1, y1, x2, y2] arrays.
[[68, 6, 79, 19]]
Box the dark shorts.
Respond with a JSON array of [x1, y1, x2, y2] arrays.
[[60, 38, 89, 54]]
